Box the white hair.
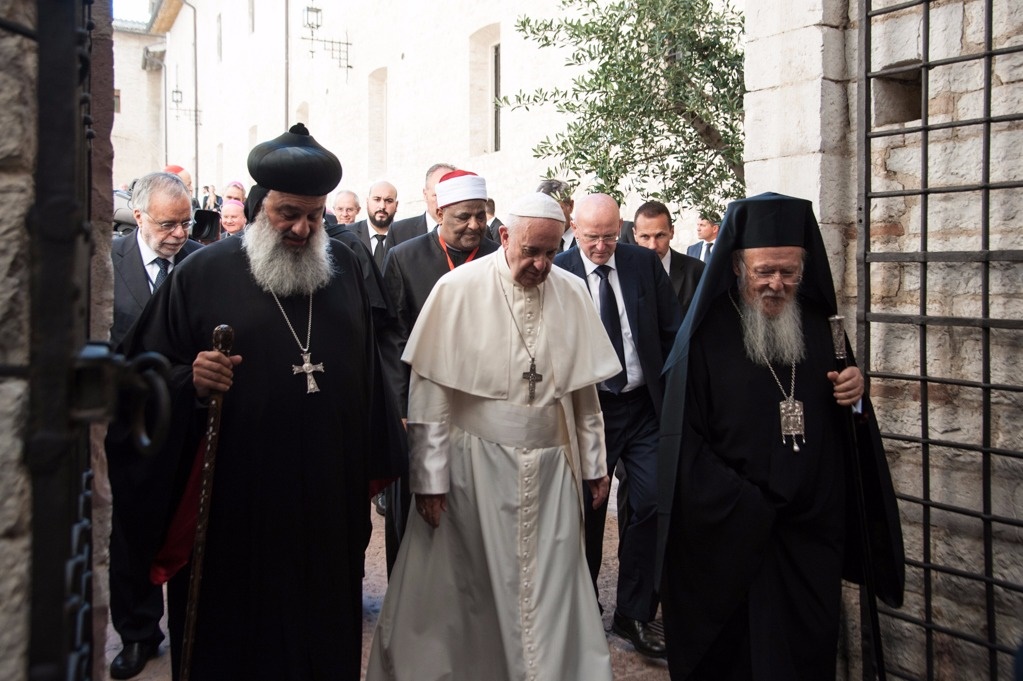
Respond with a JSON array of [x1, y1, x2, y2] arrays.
[[737, 268, 806, 367], [242, 211, 335, 296]]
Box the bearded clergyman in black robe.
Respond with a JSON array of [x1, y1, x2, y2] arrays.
[[656, 193, 904, 680], [106, 124, 396, 680]]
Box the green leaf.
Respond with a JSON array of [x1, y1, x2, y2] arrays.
[[512, 0, 745, 209]]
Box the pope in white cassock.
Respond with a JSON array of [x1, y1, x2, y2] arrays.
[[366, 191, 621, 681]]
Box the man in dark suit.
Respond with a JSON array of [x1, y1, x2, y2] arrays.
[[335, 181, 398, 271], [386, 162, 455, 248], [108, 171, 201, 678], [484, 196, 503, 242], [686, 212, 720, 263], [554, 193, 681, 659], [111, 172, 202, 347], [633, 200, 705, 316]]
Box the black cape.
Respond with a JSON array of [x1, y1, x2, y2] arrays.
[[662, 292, 855, 679], [106, 237, 393, 680], [656, 192, 904, 680]]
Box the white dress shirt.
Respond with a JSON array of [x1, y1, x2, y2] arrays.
[[136, 230, 175, 292], [578, 251, 644, 391]]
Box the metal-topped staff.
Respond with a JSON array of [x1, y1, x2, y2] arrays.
[[180, 324, 234, 681], [829, 315, 888, 681]]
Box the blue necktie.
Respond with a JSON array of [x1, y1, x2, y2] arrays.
[[154, 258, 171, 291], [595, 265, 627, 394]]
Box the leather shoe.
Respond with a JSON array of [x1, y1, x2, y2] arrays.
[[110, 640, 159, 679], [612, 612, 667, 659]]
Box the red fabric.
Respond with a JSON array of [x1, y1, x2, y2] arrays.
[[369, 478, 396, 499], [149, 438, 205, 585], [438, 169, 478, 182]]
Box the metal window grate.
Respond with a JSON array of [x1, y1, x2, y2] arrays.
[[858, 0, 1023, 679]]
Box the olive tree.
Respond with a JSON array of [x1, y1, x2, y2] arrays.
[[504, 0, 744, 216]]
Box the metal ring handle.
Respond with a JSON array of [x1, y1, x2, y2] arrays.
[[128, 352, 171, 456]]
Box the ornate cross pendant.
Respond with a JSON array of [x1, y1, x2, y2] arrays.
[[521, 358, 543, 404], [779, 398, 805, 452], [292, 352, 325, 394]]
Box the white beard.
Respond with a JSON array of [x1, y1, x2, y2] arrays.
[[738, 278, 806, 367], [242, 211, 334, 296]]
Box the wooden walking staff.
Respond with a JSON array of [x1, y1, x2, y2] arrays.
[[829, 315, 888, 681], [180, 324, 234, 681]]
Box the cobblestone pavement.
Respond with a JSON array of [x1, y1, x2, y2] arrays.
[[103, 481, 669, 680]]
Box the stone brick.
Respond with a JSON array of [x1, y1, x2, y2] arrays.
[[869, 8, 922, 73], [0, 33, 35, 168], [744, 152, 824, 201], [992, 0, 1023, 50], [745, 80, 849, 160], [929, 59, 984, 100], [0, 177, 31, 369], [743, 0, 845, 40], [0, 381, 28, 537], [992, 76, 1023, 124], [0, 534, 29, 681], [745, 25, 846, 91], [928, 2, 966, 62], [872, 221, 906, 237]]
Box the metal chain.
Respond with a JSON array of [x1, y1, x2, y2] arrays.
[[270, 292, 313, 352]]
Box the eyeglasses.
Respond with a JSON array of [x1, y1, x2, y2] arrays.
[[742, 261, 803, 285], [577, 234, 619, 245], [144, 211, 193, 233]]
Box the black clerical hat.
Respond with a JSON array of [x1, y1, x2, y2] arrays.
[[247, 123, 342, 196], [730, 193, 820, 250]]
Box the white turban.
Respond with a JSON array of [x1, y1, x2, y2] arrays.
[[435, 170, 487, 208], [506, 192, 566, 224]]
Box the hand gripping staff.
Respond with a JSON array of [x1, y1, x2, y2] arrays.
[[180, 324, 233, 681]]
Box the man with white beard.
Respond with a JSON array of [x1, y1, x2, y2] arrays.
[[106, 124, 397, 681], [656, 193, 904, 681]]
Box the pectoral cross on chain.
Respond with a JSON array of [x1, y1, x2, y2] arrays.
[[522, 358, 543, 404], [292, 352, 324, 394]]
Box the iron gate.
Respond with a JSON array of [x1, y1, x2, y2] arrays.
[[859, 0, 1023, 679], [21, 1, 172, 679], [24, 1, 98, 679]]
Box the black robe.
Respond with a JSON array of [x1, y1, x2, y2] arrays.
[[661, 292, 864, 680], [107, 237, 386, 680]]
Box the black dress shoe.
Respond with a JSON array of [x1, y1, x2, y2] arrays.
[[110, 640, 159, 679], [612, 612, 667, 659]]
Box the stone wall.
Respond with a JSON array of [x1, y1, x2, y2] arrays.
[[0, 1, 36, 680], [91, 3, 117, 678]]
